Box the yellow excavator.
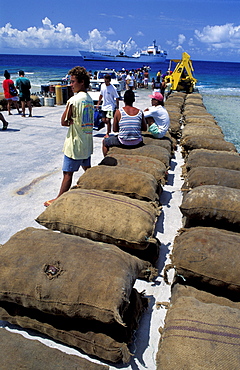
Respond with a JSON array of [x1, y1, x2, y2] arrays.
[[165, 52, 197, 93]]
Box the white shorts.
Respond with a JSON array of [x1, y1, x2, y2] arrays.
[[6, 96, 19, 102]]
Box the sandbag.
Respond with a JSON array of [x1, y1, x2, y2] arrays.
[[181, 125, 223, 139], [0, 227, 148, 324], [0, 328, 109, 370], [181, 135, 237, 153], [156, 296, 240, 370], [0, 287, 147, 364], [171, 284, 240, 309], [171, 227, 240, 298], [101, 153, 167, 185], [185, 149, 240, 172], [142, 136, 172, 154], [185, 166, 240, 189], [75, 165, 160, 202], [36, 189, 161, 250], [108, 145, 171, 168], [180, 185, 240, 231]]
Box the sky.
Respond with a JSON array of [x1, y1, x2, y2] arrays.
[[1, 0, 240, 62]]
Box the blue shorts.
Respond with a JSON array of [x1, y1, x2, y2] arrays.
[[62, 155, 91, 172]]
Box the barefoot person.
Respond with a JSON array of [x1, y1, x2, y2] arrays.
[[44, 66, 94, 207], [0, 112, 8, 130], [143, 92, 170, 138]]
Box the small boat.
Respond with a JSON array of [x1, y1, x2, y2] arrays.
[[79, 40, 167, 63]]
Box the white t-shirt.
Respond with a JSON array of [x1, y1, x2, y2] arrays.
[[100, 83, 119, 111], [144, 105, 170, 138]]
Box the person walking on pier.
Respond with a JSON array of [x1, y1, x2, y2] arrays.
[[44, 66, 94, 207], [96, 74, 119, 137], [16, 70, 32, 117], [2, 70, 21, 115]]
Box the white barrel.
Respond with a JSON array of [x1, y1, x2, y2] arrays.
[[44, 97, 55, 107]]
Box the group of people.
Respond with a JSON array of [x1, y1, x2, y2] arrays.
[[44, 67, 170, 207], [1, 70, 32, 129]]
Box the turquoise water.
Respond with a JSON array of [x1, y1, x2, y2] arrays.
[[0, 54, 239, 152]]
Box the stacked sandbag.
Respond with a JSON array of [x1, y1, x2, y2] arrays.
[[181, 94, 237, 156], [156, 284, 240, 369], [0, 227, 150, 363], [156, 92, 240, 369], [165, 92, 186, 140]]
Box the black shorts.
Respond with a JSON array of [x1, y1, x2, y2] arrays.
[[103, 135, 144, 149], [19, 94, 31, 102]]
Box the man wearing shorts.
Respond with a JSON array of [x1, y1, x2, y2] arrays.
[[16, 70, 32, 117], [96, 74, 119, 137], [44, 66, 94, 207]]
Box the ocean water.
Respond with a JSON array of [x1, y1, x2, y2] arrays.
[[0, 54, 239, 152]]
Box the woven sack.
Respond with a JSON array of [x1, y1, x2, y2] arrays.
[[108, 145, 171, 168], [0, 227, 149, 324], [142, 136, 172, 154], [186, 166, 240, 190], [184, 118, 217, 125], [0, 287, 147, 364], [171, 226, 240, 298], [171, 284, 240, 309], [75, 165, 160, 202], [0, 328, 109, 370], [181, 125, 223, 139], [156, 296, 240, 370], [102, 153, 167, 185], [181, 135, 237, 153], [180, 185, 240, 231], [36, 189, 161, 250], [185, 149, 240, 172]]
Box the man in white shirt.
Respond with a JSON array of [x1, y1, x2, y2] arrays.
[[96, 74, 119, 137], [143, 91, 170, 138]]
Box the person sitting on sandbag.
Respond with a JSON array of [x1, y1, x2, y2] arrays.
[[102, 90, 147, 156], [143, 92, 170, 138]]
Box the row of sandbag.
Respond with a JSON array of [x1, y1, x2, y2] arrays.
[[0, 128, 175, 365], [156, 92, 240, 369]]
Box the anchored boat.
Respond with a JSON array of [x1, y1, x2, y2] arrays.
[[79, 40, 167, 63]]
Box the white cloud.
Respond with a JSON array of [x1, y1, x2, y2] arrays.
[[0, 18, 136, 52], [195, 23, 240, 49], [136, 31, 144, 37], [178, 34, 186, 45]]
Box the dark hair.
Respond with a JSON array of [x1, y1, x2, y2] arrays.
[[124, 90, 135, 105], [104, 74, 111, 81], [68, 66, 90, 88], [4, 70, 10, 79], [19, 70, 25, 76]]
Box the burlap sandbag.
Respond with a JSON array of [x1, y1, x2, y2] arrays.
[[185, 149, 240, 172], [0, 287, 147, 364], [171, 284, 240, 309], [108, 145, 171, 168], [181, 125, 223, 139], [169, 120, 181, 137], [36, 189, 161, 250], [0, 328, 109, 370], [101, 153, 167, 185], [0, 227, 149, 324], [170, 227, 240, 298], [184, 118, 217, 126], [181, 135, 237, 153], [180, 185, 240, 231], [75, 165, 160, 202], [186, 166, 240, 190], [156, 296, 240, 370], [142, 136, 172, 154]]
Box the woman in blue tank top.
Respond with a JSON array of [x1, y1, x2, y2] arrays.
[[102, 90, 147, 156]]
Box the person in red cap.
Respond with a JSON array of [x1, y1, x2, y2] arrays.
[[143, 91, 170, 138]]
